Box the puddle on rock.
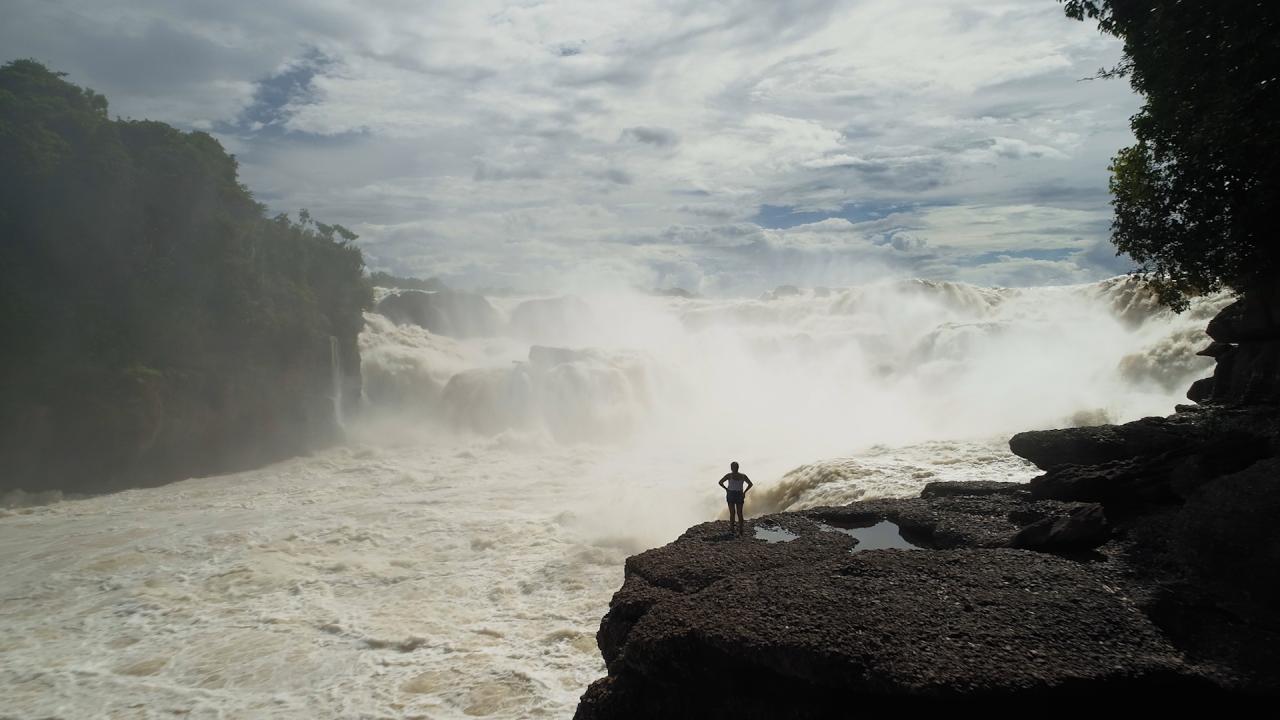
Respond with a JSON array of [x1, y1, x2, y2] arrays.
[[753, 524, 798, 543], [818, 520, 923, 552]]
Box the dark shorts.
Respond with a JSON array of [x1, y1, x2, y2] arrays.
[[726, 490, 744, 505]]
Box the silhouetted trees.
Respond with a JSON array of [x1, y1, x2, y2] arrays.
[[0, 60, 372, 493], [1064, 1, 1279, 309]]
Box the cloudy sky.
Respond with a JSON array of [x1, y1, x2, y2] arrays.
[[3, 0, 1142, 295]]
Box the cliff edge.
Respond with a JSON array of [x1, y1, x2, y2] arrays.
[[576, 291, 1280, 715]]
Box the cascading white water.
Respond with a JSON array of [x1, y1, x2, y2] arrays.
[[0, 276, 1230, 719], [329, 335, 344, 429]]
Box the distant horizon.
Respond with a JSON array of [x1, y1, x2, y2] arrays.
[[3, 0, 1140, 293]]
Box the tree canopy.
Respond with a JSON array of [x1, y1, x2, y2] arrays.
[[0, 59, 372, 492], [1063, 1, 1279, 309]]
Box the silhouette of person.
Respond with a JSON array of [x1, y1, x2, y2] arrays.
[[719, 461, 753, 537]]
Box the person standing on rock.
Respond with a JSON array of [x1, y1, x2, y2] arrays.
[[719, 461, 753, 537]]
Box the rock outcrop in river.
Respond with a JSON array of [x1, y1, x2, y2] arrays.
[[576, 291, 1280, 715]]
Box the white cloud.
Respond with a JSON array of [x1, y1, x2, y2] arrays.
[[3, 0, 1142, 294]]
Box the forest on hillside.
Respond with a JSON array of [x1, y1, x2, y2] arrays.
[[0, 60, 372, 494]]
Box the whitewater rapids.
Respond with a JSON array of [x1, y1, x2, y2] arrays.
[[0, 277, 1228, 718]]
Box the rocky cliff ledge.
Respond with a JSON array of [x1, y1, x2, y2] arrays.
[[576, 292, 1280, 715]]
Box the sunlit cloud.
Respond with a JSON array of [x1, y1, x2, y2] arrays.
[[2, 0, 1140, 294]]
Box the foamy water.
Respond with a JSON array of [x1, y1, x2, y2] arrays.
[[0, 277, 1227, 718]]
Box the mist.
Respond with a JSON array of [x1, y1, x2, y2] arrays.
[[359, 275, 1226, 530]]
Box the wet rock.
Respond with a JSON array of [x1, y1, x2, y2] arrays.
[[919, 480, 1027, 498], [810, 494, 1065, 549], [1009, 416, 1197, 470], [1027, 421, 1273, 506], [376, 289, 501, 337], [528, 346, 593, 366], [1011, 503, 1109, 551], [579, 542, 1211, 717], [576, 487, 1220, 717], [509, 296, 595, 343]]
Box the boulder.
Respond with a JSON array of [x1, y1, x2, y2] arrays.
[[1009, 416, 1198, 470], [1186, 376, 1214, 403], [509, 296, 595, 344], [375, 289, 501, 337], [1205, 290, 1280, 343], [1011, 503, 1109, 551], [1027, 425, 1270, 506]]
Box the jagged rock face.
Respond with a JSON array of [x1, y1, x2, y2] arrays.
[[1205, 286, 1280, 344], [1010, 409, 1277, 506], [1192, 286, 1280, 403], [375, 289, 501, 338], [1201, 340, 1280, 403]]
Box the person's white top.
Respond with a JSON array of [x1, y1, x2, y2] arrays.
[[724, 473, 746, 492]]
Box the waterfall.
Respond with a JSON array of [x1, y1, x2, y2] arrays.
[[329, 335, 344, 429]]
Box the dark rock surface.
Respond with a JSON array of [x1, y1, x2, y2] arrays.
[[919, 480, 1025, 498], [1019, 409, 1277, 506], [376, 289, 501, 338], [1010, 503, 1109, 551], [1195, 286, 1280, 403], [1205, 287, 1280, 344], [1186, 376, 1215, 402], [577, 489, 1228, 718], [1009, 416, 1199, 470]]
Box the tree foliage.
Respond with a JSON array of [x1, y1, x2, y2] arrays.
[[0, 60, 373, 492], [1063, 1, 1280, 309]]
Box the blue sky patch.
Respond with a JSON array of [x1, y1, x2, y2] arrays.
[[752, 202, 914, 229]]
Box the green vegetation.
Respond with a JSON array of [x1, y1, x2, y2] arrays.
[[1063, 1, 1280, 310], [0, 60, 373, 492]]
